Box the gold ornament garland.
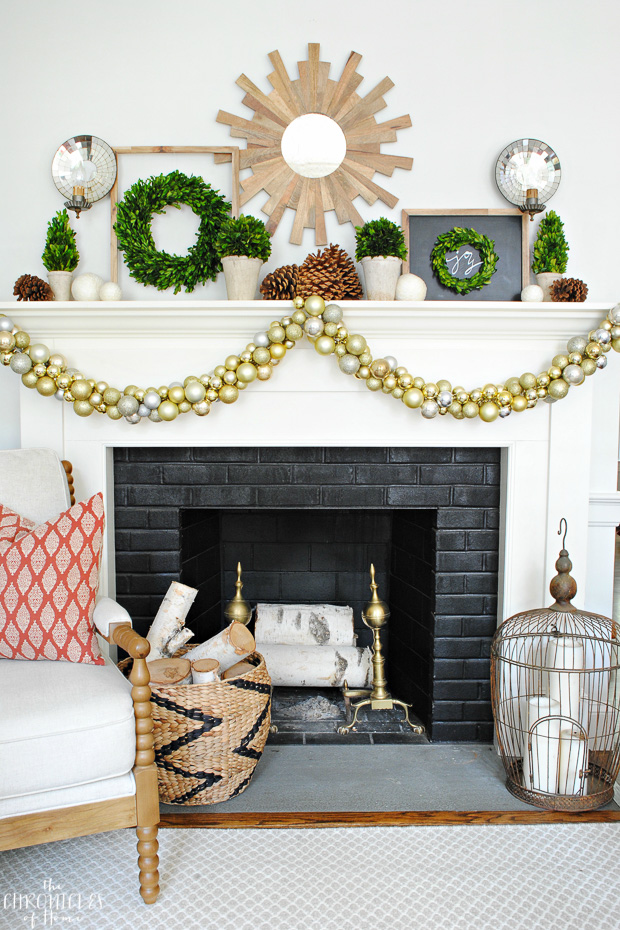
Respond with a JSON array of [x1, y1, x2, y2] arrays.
[[1, 297, 619, 425]]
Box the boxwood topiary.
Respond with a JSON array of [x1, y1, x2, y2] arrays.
[[215, 214, 272, 262], [42, 209, 79, 272], [532, 210, 569, 275], [354, 217, 407, 262]]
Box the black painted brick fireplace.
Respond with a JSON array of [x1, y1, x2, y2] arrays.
[[113, 447, 500, 741]]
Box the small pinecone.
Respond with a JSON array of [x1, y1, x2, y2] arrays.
[[297, 244, 363, 301], [550, 277, 589, 302], [13, 274, 54, 302], [260, 264, 300, 300]]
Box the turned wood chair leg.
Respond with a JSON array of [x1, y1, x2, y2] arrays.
[[137, 825, 160, 904]]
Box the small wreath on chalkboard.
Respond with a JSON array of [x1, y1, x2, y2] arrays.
[[114, 171, 231, 294], [430, 227, 499, 294]]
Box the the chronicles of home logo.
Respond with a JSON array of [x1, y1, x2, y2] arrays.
[[2, 878, 103, 926]]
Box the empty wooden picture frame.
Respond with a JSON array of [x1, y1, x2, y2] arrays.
[[402, 209, 530, 301], [109, 146, 241, 282]]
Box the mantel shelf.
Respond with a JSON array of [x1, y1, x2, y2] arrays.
[[0, 300, 613, 342]]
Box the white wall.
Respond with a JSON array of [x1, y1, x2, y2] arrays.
[[1, 0, 619, 446]]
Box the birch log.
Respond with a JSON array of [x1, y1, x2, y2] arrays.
[[255, 603, 356, 646], [146, 582, 198, 660], [191, 658, 220, 684], [258, 643, 372, 688], [184, 621, 256, 672], [148, 657, 192, 686], [223, 660, 255, 680]]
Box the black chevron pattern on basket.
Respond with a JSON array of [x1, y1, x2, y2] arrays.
[[151, 691, 223, 758], [157, 758, 223, 804], [231, 687, 272, 762]]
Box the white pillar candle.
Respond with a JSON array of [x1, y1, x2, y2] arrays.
[[546, 636, 584, 724], [558, 725, 587, 795], [522, 695, 561, 793]]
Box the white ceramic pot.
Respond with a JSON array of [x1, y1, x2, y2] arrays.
[[47, 270, 73, 301], [536, 272, 563, 302], [221, 256, 263, 300], [361, 256, 402, 301]]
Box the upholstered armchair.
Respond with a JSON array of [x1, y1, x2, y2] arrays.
[[0, 448, 160, 904]]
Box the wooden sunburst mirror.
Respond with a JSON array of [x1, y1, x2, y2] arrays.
[[217, 43, 413, 244]]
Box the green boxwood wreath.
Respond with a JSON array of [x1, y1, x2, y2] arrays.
[[430, 226, 499, 295], [114, 171, 231, 294]]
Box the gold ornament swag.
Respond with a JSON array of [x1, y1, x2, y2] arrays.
[[1, 296, 619, 424]]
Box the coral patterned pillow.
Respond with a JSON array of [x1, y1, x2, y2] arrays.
[[0, 494, 105, 664]]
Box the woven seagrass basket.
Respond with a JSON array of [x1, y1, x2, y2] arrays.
[[121, 649, 272, 805]]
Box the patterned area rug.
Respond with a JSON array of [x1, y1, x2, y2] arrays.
[[2, 824, 620, 929]]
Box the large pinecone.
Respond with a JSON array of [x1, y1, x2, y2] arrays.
[[297, 244, 363, 301], [550, 277, 589, 302], [13, 274, 54, 301], [260, 264, 300, 300]]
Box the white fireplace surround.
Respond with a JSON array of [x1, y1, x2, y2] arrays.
[[5, 299, 620, 625]]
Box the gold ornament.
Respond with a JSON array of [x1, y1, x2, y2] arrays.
[[158, 400, 179, 420], [236, 362, 258, 383], [256, 365, 272, 380], [270, 343, 286, 360], [479, 401, 500, 422], [219, 385, 239, 404], [73, 399, 93, 417], [106, 406, 122, 420], [519, 373, 537, 390], [511, 394, 528, 411], [403, 388, 424, 408], [462, 401, 479, 418], [71, 379, 93, 400], [548, 379, 569, 400], [36, 376, 56, 396], [304, 295, 325, 317], [371, 359, 390, 379], [315, 335, 336, 355], [581, 359, 597, 376]]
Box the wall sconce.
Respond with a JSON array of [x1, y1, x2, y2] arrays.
[[51, 135, 117, 218], [495, 138, 561, 220]]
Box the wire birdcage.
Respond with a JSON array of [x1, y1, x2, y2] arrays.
[[491, 524, 620, 811]]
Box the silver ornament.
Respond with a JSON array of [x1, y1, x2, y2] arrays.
[[420, 399, 439, 419], [9, 353, 32, 374], [125, 413, 141, 424], [117, 394, 139, 416], [597, 355, 608, 369], [138, 404, 150, 417], [608, 305, 620, 325], [383, 356, 397, 371], [0, 316, 14, 332], [149, 410, 162, 422], [498, 406, 512, 417], [253, 332, 271, 347], [323, 304, 343, 324], [542, 395, 558, 404], [143, 390, 161, 410], [55, 389, 65, 401], [338, 354, 361, 375], [595, 328, 611, 345], [304, 317, 324, 337], [437, 390, 453, 408], [566, 335, 588, 354], [563, 364, 585, 385]]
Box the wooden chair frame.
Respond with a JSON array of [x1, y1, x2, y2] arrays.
[[0, 456, 160, 903]]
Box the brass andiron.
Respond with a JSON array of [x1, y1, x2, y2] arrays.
[[224, 562, 252, 626], [338, 565, 425, 735]]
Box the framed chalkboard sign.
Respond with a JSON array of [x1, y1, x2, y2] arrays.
[[401, 209, 530, 301]]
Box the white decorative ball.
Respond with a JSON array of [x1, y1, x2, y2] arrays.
[[72, 273, 104, 301], [521, 284, 544, 302], [99, 281, 122, 301], [395, 273, 427, 301]]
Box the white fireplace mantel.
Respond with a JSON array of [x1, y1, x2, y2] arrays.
[[4, 299, 620, 626]]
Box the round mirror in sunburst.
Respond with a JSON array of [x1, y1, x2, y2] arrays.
[[217, 43, 413, 245]]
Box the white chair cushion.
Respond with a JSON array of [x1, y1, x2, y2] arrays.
[[0, 658, 136, 800]]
